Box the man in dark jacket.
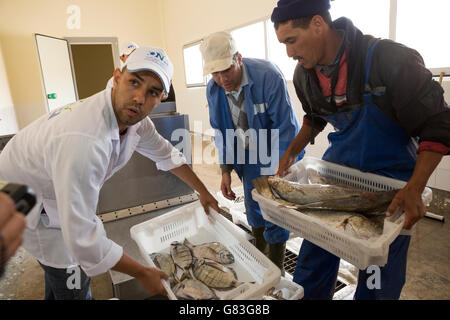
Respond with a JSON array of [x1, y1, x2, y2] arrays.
[[271, 0, 450, 299]]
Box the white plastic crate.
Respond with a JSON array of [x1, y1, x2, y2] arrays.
[[268, 277, 304, 300], [252, 157, 433, 270], [216, 187, 249, 230], [217, 188, 301, 241], [130, 201, 281, 300], [252, 276, 304, 300]]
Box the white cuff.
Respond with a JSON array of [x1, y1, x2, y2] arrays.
[[82, 241, 123, 277]]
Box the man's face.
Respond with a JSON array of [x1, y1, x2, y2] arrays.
[[276, 17, 326, 69], [211, 55, 243, 92], [112, 68, 164, 130]]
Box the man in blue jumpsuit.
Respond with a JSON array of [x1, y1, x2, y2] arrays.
[[271, 0, 450, 299], [200, 31, 305, 272]]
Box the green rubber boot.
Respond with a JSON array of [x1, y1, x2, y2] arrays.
[[251, 227, 269, 256], [269, 242, 286, 277]]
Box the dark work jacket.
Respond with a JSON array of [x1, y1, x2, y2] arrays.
[[294, 17, 450, 149]]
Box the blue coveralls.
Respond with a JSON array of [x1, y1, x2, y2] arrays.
[[207, 58, 305, 244], [294, 40, 417, 299]]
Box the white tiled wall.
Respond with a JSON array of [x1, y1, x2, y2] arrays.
[[417, 157, 449, 192], [435, 168, 450, 191], [427, 80, 450, 192]]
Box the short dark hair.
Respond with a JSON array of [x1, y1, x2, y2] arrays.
[[274, 11, 333, 30]]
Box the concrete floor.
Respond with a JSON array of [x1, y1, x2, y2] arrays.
[[0, 137, 449, 300]]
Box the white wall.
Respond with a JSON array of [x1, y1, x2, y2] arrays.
[[159, 0, 330, 160], [0, 41, 18, 135], [0, 0, 448, 190], [0, 0, 165, 129], [428, 79, 450, 191]]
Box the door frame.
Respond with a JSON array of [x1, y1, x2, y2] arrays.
[[64, 37, 120, 100], [64, 37, 119, 101]]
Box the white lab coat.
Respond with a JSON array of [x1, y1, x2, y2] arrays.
[[106, 76, 114, 90], [0, 87, 186, 276]]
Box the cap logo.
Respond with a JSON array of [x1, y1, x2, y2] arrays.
[[150, 51, 165, 61], [145, 50, 169, 68]]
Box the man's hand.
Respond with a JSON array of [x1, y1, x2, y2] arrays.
[[0, 192, 26, 262], [134, 267, 169, 297], [275, 150, 297, 178], [387, 186, 426, 230], [276, 122, 315, 177], [221, 172, 236, 200], [198, 190, 220, 215], [386, 150, 443, 230]]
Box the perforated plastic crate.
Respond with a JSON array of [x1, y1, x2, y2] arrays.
[[274, 277, 304, 300], [252, 157, 433, 270], [130, 201, 281, 300], [216, 187, 249, 231]]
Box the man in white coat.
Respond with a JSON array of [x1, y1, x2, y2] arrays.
[[0, 46, 219, 299]]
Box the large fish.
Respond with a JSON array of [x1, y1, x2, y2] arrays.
[[183, 239, 235, 265], [342, 215, 384, 240], [172, 278, 218, 300], [149, 252, 177, 286], [253, 176, 386, 240], [301, 210, 383, 240], [267, 176, 364, 204], [192, 258, 243, 290], [170, 241, 193, 281], [294, 189, 399, 214]]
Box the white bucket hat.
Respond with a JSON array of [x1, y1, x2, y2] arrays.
[[200, 31, 237, 76], [122, 46, 174, 95]]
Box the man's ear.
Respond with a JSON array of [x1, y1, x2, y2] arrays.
[[237, 53, 243, 65], [311, 15, 326, 35], [113, 68, 122, 88]]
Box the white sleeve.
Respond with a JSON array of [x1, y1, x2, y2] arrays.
[[135, 117, 187, 171], [48, 134, 123, 277]]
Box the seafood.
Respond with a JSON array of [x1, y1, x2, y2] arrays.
[[295, 189, 399, 214], [149, 252, 177, 286], [254, 175, 398, 215], [301, 210, 384, 240], [192, 258, 243, 290], [172, 278, 218, 300], [183, 238, 235, 265], [267, 176, 364, 204], [170, 241, 193, 280], [263, 287, 287, 300], [342, 214, 384, 240], [253, 176, 386, 240]]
